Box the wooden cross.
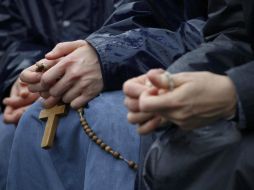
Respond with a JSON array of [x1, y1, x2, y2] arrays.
[[39, 104, 67, 149]]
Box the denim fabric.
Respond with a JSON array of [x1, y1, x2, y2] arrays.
[[7, 91, 139, 190], [0, 115, 15, 190]]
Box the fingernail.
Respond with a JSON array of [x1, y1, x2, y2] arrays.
[[45, 52, 52, 57]]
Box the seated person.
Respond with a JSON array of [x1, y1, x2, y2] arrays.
[[124, 0, 254, 189], [0, 0, 119, 189], [7, 0, 208, 190]]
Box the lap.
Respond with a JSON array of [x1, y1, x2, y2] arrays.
[[0, 114, 15, 190], [7, 91, 139, 190]]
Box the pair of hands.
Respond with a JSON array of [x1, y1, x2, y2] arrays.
[[3, 79, 39, 124], [20, 40, 103, 109], [123, 69, 237, 134], [3, 40, 103, 124]]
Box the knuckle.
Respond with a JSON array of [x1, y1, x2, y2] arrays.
[[49, 89, 59, 97], [76, 40, 87, 46], [56, 42, 64, 48], [62, 96, 71, 104]]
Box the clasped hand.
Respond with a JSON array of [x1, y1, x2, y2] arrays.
[[124, 69, 237, 134], [20, 40, 103, 109]]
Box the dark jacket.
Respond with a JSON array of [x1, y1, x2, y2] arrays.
[[87, 0, 207, 91], [168, 0, 254, 129], [142, 1, 254, 189], [0, 0, 120, 105]]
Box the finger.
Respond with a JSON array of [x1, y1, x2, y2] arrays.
[[42, 96, 61, 108], [70, 95, 89, 109], [3, 97, 25, 108], [40, 92, 50, 99], [138, 116, 161, 135], [28, 83, 48, 93], [3, 94, 38, 108], [20, 58, 58, 84], [62, 84, 82, 104], [127, 112, 154, 125], [40, 59, 67, 89], [123, 79, 148, 98], [3, 106, 27, 124], [19, 84, 30, 98], [139, 88, 182, 112], [124, 97, 140, 112], [45, 40, 87, 60], [20, 65, 43, 84], [49, 74, 74, 97], [147, 70, 184, 90]]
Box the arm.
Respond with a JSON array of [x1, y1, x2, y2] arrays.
[[86, 0, 207, 91], [166, 0, 254, 129]]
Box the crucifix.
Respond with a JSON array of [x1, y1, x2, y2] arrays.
[[39, 104, 67, 149]]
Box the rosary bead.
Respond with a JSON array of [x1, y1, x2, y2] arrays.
[[80, 118, 85, 123], [88, 132, 94, 138], [81, 121, 87, 126], [128, 161, 138, 170], [83, 125, 89, 130], [85, 128, 92, 134], [92, 135, 98, 141], [105, 146, 112, 153], [113, 151, 121, 159], [100, 143, 106, 149], [96, 139, 102, 145]]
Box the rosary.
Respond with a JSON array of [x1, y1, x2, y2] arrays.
[[36, 62, 138, 171]]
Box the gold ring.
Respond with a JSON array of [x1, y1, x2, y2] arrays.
[[163, 71, 174, 91]]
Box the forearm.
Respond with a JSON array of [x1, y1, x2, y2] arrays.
[[89, 23, 204, 91]]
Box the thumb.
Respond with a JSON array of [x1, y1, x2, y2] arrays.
[[45, 40, 87, 60]]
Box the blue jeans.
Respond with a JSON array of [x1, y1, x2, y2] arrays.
[[7, 91, 140, 190], [0, 115, 15, 190]]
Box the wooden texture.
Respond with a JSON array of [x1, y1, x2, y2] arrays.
[[39, 104, 67, 149]]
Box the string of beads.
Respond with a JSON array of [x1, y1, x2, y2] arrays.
[[35, 63, 138, 171], [77, 108, 138, 171]]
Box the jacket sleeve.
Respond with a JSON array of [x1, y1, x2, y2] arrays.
[[86, 0, 206, 91], [0, 1, 49, 103], [167, 0, 254, 128]]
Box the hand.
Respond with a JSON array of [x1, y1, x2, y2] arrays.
[[36, 41, 102, 109], [3, 78, 39, 124], [138, 70, 237, 131], [20, 40, 102, 109], [20, 40, 87, 91], [123, 72, 162, 134]]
